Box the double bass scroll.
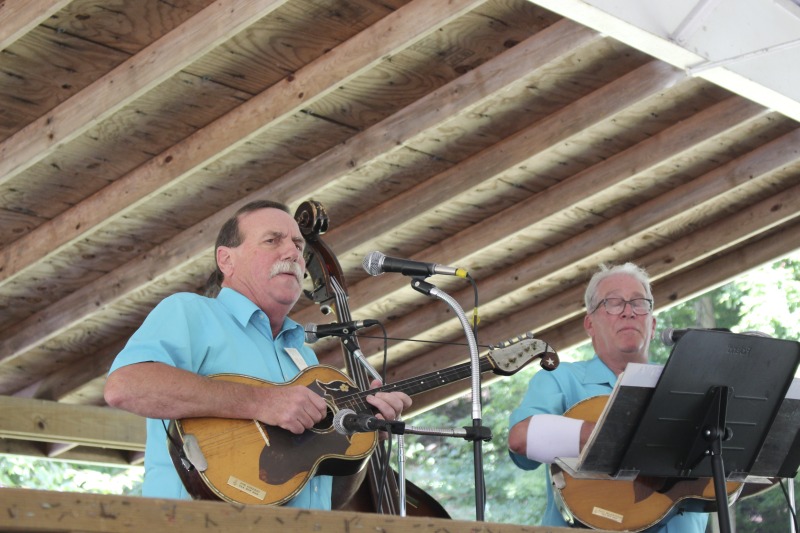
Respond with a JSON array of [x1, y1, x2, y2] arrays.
[[295, 200, 450, 518]]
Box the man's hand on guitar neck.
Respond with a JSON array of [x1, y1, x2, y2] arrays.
[[363, 378, 412, 437]]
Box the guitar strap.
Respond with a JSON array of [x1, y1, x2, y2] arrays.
[[284, 347, 308, 371]]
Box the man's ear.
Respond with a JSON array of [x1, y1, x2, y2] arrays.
[[648, 315, 657, 343], [584, 313, 594, 338], [217, 246, 234, 278]]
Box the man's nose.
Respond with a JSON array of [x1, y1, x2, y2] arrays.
[[282, 242, 302, 262]]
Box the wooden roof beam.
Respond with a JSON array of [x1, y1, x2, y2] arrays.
[[0, 439, 143, 466], [0, 395, 145, 451], [0, 9, 594, 363], [322, 60, 687, 256], [327, 131, 800, 364], [0, 0, 294, 184], [296, 94, 767, 335], [0, 0, 487, 290], [15, 339, 125, 400], [2, 103, 795, 370], [0, 0, 72, 52], [0, 8, 579, 290]]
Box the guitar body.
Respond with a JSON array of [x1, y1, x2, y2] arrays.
[[164, 334, 554, 506], [551, 395, 742, 532], [167, 368, 377, 506]]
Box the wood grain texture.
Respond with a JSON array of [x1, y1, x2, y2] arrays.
[[0, 487, 577, 532]]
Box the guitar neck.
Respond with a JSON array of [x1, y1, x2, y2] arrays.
[[338, 357, 494, 411]]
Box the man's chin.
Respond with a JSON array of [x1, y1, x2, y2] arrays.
[[619, 345, 648, 358], [266, 282, 302, 305]]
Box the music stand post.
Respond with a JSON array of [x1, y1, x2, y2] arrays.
[[576, 330, 800, 533], [680, 384, 734, 531]]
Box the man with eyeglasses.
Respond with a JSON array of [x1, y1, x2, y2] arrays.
[[507, 262, 707, 532]]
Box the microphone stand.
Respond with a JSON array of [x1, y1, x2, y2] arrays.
[[410, 278, 490, 521], [341, 334, 410, 516], [396, 426, 407, 517], [340, 335, 383, 383]]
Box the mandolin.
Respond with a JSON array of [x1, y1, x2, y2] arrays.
[[167, 336, 557, 505], [550, 395, 743, 532]]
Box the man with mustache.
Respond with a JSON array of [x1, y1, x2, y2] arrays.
[[507, 263, 707, 532], [104, 200, 411, 508]]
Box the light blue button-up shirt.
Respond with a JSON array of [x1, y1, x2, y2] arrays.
[[110, 287, 332, 509], [509, 355, 708, 532]]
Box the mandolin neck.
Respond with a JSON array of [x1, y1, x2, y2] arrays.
[[337, 357, 494, 412]]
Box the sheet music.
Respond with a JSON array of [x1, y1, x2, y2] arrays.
[[618, 362, 662, 387], [787, 377, 800, 400]]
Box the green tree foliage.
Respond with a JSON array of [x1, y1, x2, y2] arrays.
[[0, 455, 142, 495], [403, 372, 548, 523]]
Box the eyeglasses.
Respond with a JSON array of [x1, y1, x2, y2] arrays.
[[591, 297, 653, 316]]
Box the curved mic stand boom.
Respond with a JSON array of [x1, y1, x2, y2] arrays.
[[409, 277, 491, 521]]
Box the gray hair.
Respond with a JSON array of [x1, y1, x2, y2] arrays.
[[584, 262, 653, 311]]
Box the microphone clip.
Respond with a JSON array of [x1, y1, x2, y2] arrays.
[[410, 278, 437, 296]]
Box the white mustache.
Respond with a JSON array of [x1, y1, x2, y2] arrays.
[[270, 260, 304, 283]]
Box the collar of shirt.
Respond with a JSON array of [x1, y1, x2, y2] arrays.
[[216, 287, 305, 344], [585, 354, 618, 388]]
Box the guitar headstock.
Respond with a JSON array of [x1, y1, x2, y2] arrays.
[[487, 332, 560, 376]]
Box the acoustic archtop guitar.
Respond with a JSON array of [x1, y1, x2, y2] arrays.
[[550, 395, 743, 532], [167, 334, 558, 505]]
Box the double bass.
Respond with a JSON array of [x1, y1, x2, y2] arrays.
[[295, 200, 451, 517]]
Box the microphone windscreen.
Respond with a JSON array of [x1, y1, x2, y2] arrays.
[[660, 328, 676, 346], [333, 408, 356, 435], [304, 323, 318, 344], [362, 251, 385, 276]]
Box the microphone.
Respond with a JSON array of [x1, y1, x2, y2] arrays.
[[362, 251, 468, 279], [660, 327, 731, 346], [304, 320, 379, 344], [332, 408, 386, 435]]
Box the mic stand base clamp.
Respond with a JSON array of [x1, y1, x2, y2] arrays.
[[462, 425, 492, 442], [383, 420, 406, 435]]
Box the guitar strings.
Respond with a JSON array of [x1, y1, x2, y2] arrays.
[[355, 334, 496, 350], [334, 357, 494, 413], [329, 276, 398, 514]]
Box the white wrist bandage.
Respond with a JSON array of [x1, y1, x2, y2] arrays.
[[525, 414, 582, 464]]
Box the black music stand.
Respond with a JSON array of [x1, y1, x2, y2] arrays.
[[577, 330, 800, 533]]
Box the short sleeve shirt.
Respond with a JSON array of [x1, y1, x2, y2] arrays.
[[508, 355, 708, 533], [109, 288, 332, 509]]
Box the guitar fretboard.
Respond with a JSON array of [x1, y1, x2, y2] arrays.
[[337, 357, 494, 412]]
